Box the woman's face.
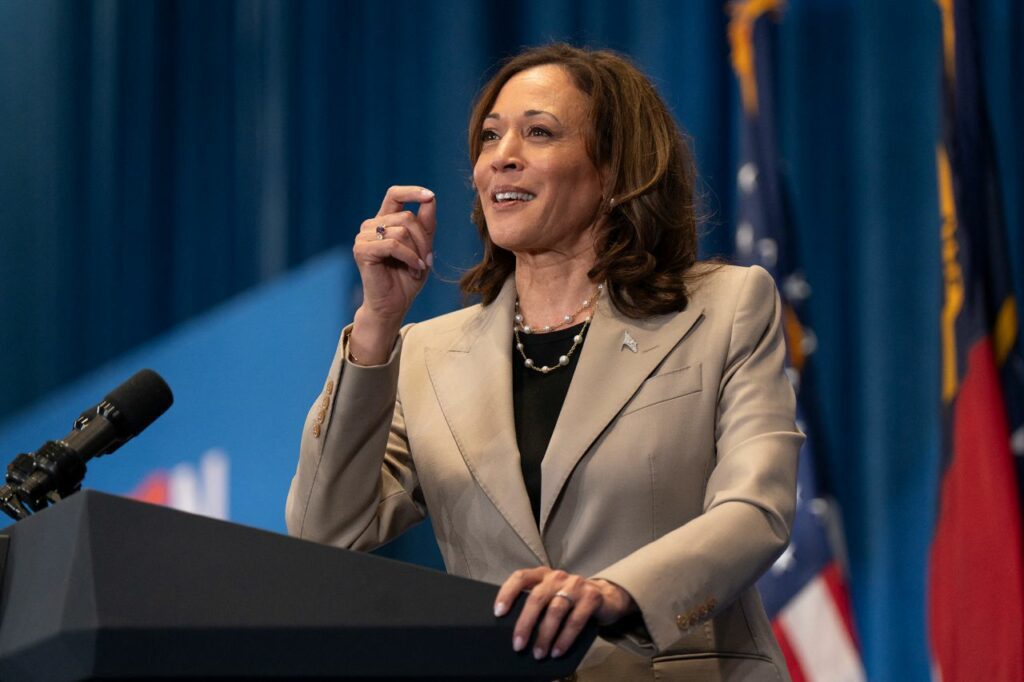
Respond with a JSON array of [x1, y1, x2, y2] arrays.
[[473, 65, 604, 259]]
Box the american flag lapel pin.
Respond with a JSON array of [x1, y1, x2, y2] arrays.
[[622, 331, 638, 353]]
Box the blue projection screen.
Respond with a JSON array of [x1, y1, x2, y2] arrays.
[[0, 250, 352, 533]]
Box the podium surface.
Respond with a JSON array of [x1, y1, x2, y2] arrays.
[[0, 491, 594, 680]]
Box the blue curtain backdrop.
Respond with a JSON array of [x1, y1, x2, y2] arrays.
[[1, 1, 1022, 680]]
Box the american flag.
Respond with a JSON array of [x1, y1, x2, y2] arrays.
[[727, 3, 865, 680]]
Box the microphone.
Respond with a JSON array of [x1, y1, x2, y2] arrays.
[[0, 369, 173, 521]]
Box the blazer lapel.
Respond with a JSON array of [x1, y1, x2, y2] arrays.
[[538, 296, 705, 533], [424, 280, 550, 565]]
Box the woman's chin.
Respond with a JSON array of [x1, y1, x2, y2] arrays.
[[487, 226, 533, 254]]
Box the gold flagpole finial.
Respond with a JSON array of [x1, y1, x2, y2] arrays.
[[936, 0, 956, 84], [727, 0, 784, 116]]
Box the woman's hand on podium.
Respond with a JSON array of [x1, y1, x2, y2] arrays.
[[493, 566, 637, 660]]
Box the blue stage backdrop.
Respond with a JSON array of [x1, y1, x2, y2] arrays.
[[0, 250, 353, 535]]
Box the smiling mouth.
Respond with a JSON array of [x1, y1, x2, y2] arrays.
[[492, 190, 537, 204]]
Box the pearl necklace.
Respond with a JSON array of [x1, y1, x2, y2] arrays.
[[514, 283, 603, 334], [513, 284, 603, 374]]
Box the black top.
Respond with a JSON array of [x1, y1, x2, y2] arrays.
[[512, 322, 587, 524]]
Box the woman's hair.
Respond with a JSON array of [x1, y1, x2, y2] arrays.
[[460, 43, 706, 318]]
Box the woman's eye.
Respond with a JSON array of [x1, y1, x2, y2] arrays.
[[480, 129, 499, 142], [527, 127, 552, 138]]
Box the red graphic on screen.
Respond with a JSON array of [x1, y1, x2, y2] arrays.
[[129, 472, 170, 506]]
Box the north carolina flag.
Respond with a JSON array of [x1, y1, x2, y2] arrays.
[[930, 1, 1024, 679], [727, 2, 865, 680]]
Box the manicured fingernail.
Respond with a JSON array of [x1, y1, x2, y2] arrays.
[[533, 647, 545, 660], [551, 648, 562, 658], [426, 252, 434, 269], [420, 188, 435, 198], [418, 258, 426, 271], [513, 636, 525, 652], [494, 602, 507, 617]]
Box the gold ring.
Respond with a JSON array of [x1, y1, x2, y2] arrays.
[[375, 225, 387, 240]]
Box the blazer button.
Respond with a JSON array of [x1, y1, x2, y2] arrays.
[[676, 613, 688, 631], [325, 379, 334, 395]]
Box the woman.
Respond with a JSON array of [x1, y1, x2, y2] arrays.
[[286, 44, 801, 681]]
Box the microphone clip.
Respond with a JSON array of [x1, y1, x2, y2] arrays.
[[0, 443, 87, 521]]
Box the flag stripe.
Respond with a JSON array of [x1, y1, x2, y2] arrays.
[[822, 562, 861, 650], [778, 575, 866, 682], [772, 622, 809, 682]]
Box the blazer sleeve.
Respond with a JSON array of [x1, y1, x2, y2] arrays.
[[285, 324, 427, 550], [592, 265, 803, 653]]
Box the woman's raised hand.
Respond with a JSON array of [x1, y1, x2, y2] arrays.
[[349, 186, 436, 364]]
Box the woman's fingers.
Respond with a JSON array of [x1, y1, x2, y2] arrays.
[[549, 590, 601, 658], [493, 567, 545, 618], [529, 589, 575, 658], [416, 190, 437, 237], [377, 185, 436, 223], [354, 235, 425, 276], [362, 211, 432, 264], [510, 578, 554, 654], [526, 574, 591, 659]]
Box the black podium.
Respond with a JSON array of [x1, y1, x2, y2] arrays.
[[0, 491, 594, 680]]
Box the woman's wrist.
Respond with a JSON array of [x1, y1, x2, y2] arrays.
[[349, 307, 402, 366], [591, 579, 638, 622]]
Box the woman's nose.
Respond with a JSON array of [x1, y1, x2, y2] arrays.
[[491, 133, 524, 172]]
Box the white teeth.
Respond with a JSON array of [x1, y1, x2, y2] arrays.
[[494, 191, 536, 203]]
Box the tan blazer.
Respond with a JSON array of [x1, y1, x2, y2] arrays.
[[286, 263, 802, 681]]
